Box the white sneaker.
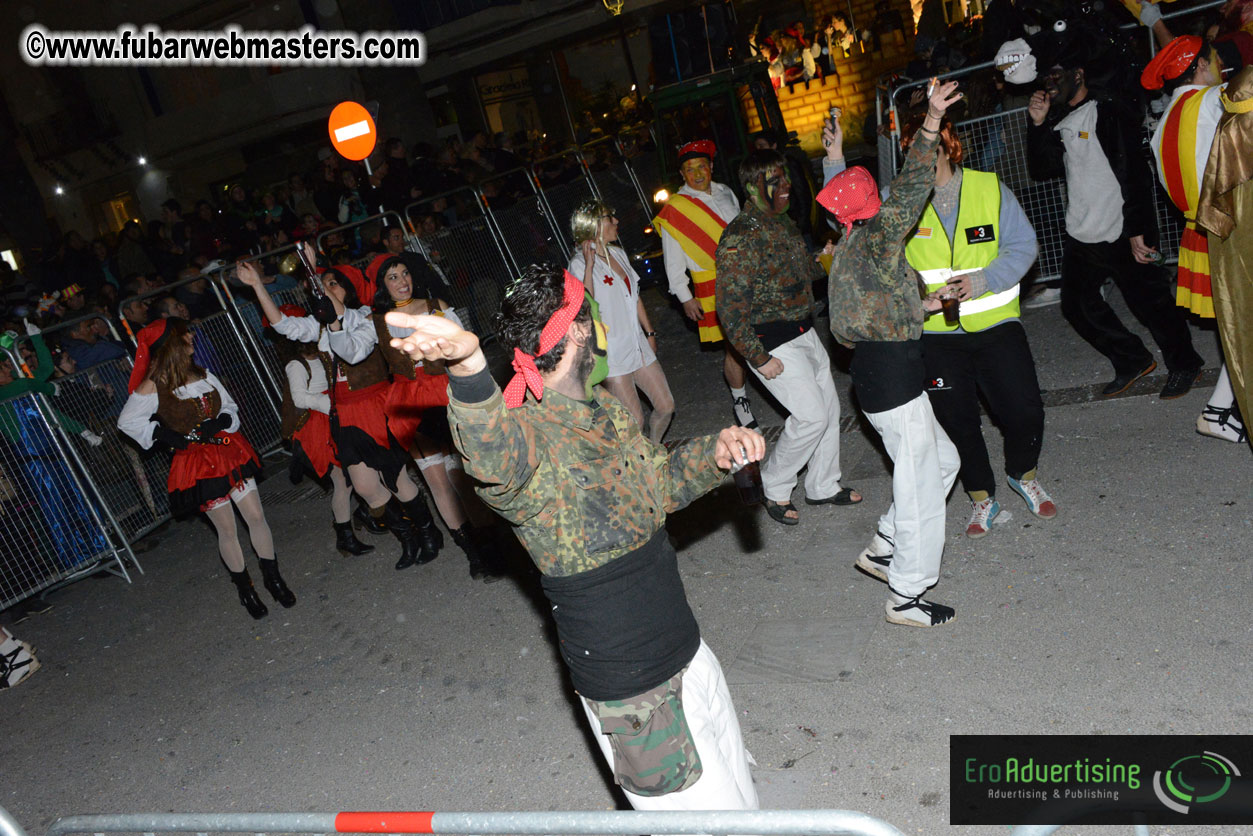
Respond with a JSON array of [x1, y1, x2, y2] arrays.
[[1022, 286, 1062, 309], [886, 590, 955, 627], [965, 497, 1002, 539], [855, 530, 894, 582], [1007, 476, 1058, 519], [1196, 406, 1246, 443], [1, 643, 39, 689], [732, 395, 758, 429]]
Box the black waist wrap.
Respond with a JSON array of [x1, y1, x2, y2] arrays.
[[850, 338, 929, 414], [754, 316, 814, 355], [540, 529, 701, 701]]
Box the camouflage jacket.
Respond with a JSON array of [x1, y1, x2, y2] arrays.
[[827, 130, 940, 348], [447, 369, 726, 577], [714, 202, 821, 368]]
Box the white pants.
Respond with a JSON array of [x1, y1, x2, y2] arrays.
[[581, 640, 759, 812], [864, 393, 961, 597], [750, 329, 844, 503]]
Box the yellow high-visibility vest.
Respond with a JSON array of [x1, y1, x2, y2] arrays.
[[906, 168, 1020, 333]]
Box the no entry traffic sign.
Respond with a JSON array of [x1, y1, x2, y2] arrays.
[[328, 101, 376, 161]]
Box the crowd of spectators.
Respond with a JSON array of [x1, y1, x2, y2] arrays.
[[0, 127, 635, 370]]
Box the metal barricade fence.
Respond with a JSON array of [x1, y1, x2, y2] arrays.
[[11, 316, 173, 546], [0, 380, 137, 611], [582, 135, 657, 262], [403, 189, 515, 342], [119, 275, 285, 458], [532, 149, 599, 262], [481, 166, 569, 273], [29, 808, 908, 836]]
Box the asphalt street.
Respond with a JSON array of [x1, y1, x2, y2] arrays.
[[1, 285, 1249, 836]]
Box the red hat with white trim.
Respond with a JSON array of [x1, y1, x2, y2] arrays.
[[1141, 35, 1203, 90], [677, 140, 717, 164]]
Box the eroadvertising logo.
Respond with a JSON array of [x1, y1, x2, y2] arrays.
[[1153, 751, 1241, 814], [950, 735, 1253, 826]]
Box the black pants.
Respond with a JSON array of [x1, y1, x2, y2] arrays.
[[924, 322, 1044, 497], [1060, 236, 1202, 375]]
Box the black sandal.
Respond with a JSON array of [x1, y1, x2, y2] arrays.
[[804, 487, 862, 506], [766, 501, 800, 526]]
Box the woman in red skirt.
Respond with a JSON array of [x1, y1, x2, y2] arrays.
[[265, 303, 374, 557], [118, 317, 294, 619], [329, 252, 502, 583], [238, 257, 442, 570]]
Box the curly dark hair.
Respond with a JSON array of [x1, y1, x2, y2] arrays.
[[738, 148, 787, 194], [494, 263, 589, 374]]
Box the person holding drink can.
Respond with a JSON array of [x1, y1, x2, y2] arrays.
[[818, 79, 963, 627], [896, 110, 1055, 539]]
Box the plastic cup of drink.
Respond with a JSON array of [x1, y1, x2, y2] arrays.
[[818, 253, 834, 274], [941, 294, 960, 325]]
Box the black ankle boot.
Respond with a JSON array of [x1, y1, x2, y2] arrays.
[[354, 502, 387, 535], [384, 500, 436, 570], [451, 525, 505, 584], [402, 495, 444, 556], [229, 569, 269, 619], [258, 559, 296, 608], [333, 521, 375, 556]]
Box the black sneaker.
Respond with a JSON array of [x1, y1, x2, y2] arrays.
[[1101, 360, 1157, 397], [1160, 368, 1202, 400]]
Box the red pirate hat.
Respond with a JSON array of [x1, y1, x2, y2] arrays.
[[677, 140, 717, 164], [261, 304, 307, 329], [331, 263, 372, 306], [128, 319, 169, 393], [817, 166, 882, 234], [1141, 35, 1203, 90]]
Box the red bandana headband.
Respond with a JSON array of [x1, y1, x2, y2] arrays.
[[502, 271, 585, 409], [817, 166, 881, 235]]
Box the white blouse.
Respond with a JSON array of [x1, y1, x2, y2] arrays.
[[117, 372, 241, 450], [285, 359, 331, 414]]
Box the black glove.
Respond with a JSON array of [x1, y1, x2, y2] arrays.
[[193, 413, 231, 439], [153, 423, 190, 451], [313, 295, 338, 325]]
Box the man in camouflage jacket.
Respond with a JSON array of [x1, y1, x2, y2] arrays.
[[384, 264, 764, 811], [715, 148, 861, 525], [821, 80, 964, 628]]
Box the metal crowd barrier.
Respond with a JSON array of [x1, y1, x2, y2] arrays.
[[11, 317, 172, 546], [877, 0, 1227, 281], [403, 189, 515, 342], [28, 808, 908, 836], [532, 148, 600, 262], [581, 135, 658, 262], [479, 165, 568, 274], [0, 350, 138, 611], [118, 273, 284, 458]]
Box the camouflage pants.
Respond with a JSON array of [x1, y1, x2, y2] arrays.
[[581, 639, 759, 812]]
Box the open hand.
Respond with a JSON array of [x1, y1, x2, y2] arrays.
[[385, 310, 485, 375], [928, 79, 962, 116]]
